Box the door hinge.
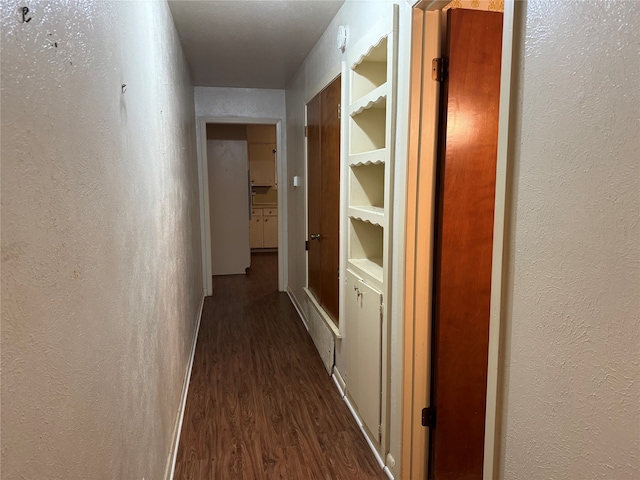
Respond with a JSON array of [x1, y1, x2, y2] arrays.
[[305, 240, 309, 251], [432, 57, 448, 82], [304, 126, 308, 137], [338, 103, 341, 119], [422, 407, 435, 428]]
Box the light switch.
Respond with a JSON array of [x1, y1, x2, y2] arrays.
[[293, 175, 301, 187]]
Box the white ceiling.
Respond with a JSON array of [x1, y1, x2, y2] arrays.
[[168, 0, 345, 89]]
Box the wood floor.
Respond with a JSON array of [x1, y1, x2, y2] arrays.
[[175, 253, 386, 480]]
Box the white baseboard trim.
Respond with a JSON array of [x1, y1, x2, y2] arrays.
[[164, 293, 205, 480], [286, 287, 309, 331], [331, 368, 346, 396], [383, 465, 395, 479], [332, 370, 390, 475], [342, 394, 385, 469]]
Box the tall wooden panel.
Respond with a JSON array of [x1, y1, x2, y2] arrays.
[[307, 94, 322, 302], [306, 76, 341, 325], [319, 77, 341, 322], [430, 9, 503, 480]]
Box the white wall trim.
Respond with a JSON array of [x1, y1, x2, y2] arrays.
[[164, 293, 205, 480], [343, 392, 386, 471], [332, 368, 346, 395], [484, 1, 516, 477], [196, 116, 288, 295]]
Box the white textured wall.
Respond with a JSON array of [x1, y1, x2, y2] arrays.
[[500, 1, 640, 478], [1, 1, 203, 479], [285, 1, 412, 475], [195, 86, 286, 120]]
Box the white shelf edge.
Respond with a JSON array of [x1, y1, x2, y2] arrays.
[[350, 84, 388, 116], [347, 258, 383, 290], [348, 206, 384, 227], [350, 35, 388, 71], [348, 149, 387, 167]]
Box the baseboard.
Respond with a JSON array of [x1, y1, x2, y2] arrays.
[[331, 367, 346, 396], [286, 287, 309, 331], [164, 293, 205, 480]]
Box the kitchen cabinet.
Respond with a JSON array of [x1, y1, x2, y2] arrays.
[[248, 143, 276, 187], [247, 124, 277, 188], [345, 269, 383, 441], [249, 207, 277, 249]]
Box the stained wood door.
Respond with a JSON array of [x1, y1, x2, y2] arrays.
[[429, 9, 503, 480], [307, 76, 341, 324], [307, 93, 322, 303]]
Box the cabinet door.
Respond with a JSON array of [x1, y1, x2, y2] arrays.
[[346, 270, 361, 402], [345, 270, 382, 441], [249, 214, 263, 248], [247, 124, 276, 143], [249, 143, 276, 186], [263, 215, 278, 248], [356, 277, 383, 439]]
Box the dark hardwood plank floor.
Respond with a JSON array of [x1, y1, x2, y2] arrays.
[[175, 253, 386, 480]]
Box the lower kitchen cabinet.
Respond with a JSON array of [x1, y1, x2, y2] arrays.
[[345, 269, 382, 441], [250, 207, 278, 249]]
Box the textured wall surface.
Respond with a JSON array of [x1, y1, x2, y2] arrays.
[[500, 1, 639, 478], [284, 1, 412, 475], [195, 86, 286, 120], [1, 1, 203, 479]]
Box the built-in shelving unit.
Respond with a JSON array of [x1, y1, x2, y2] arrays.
[[341, 6, 398, 456]]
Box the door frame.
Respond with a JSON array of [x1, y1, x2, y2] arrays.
[[401, 0, 517, 478], [196, 116, 287, 295], [302, 69, 344, 338]]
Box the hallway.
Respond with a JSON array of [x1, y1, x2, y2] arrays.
[[174, 253, 386, 479]]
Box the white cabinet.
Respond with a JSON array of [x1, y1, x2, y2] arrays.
[[248, 143, 276, 187], [247, 125, 277, 188], [249, 207, 277, 249], [341, 6, 397, 452], [262, 208, 278, 248], [249, 209, 264, 248], [346, 269, 382, 441]]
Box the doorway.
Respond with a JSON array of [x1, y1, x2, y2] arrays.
[[402, 1, 516, 479], [197, 117, 287, 295], [306, 75, 341, 326]]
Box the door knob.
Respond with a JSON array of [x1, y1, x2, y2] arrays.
[[310, 234, 321, 240]]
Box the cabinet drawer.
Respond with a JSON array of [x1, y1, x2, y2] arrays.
[[251, 208, 263, 217], [263, 208, 277, 217]]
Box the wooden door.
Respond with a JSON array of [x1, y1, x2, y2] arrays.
[[306, 76, 341, 325], [319, 77, 341, 322], [307, 93, 322, 302], [429, 9, 503, 480]]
